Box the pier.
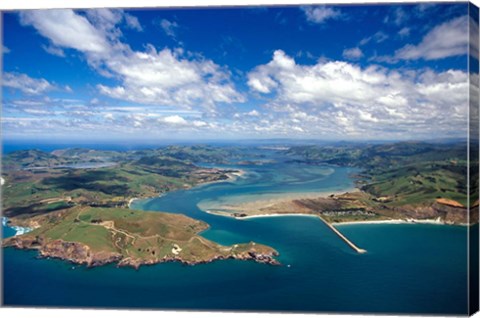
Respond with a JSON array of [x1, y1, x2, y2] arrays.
[[318, 216, 367, 254]]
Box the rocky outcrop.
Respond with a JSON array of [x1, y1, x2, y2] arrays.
[[3, 236, 280, 269], [117, 250, 280, 270], [3, 236, 123, 267]]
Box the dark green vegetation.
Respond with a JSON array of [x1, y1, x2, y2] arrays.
[[2, 149, 70, 170], [286, 141, 470, 205], [1, 146, 281, 267], [1, 141, 476, 268], [153, 145, 243, 164], [3, 207, 279, 268], [2, 147, 237, 219], [285, 141, 477, 224]]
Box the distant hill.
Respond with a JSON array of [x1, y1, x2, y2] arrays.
[[2, 149, 67, 170], [287, 141, 475, 207]]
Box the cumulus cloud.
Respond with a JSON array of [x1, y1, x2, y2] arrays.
[[96, 45, 244, 107], [394, 16, 468, 60], [302, 6, 342, 24], [247, 50, 468, 138], [19, 9, 243, 109], [342, 47, 363, 60], [161, 115, 188, 125], [247, 109, 260, 116], [19, 10, 109, 54], [3, 72, 55, 95]]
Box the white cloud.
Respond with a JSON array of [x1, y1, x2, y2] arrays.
[[470, 16, 479, 59], [104, 113, 114, 120], [385, 7, 408, 26], [193, 120, 207, 127], [161, 115, 188, 125], [125, 13, 142, 31], [20, 9, 243, 110], [394, 16, 468, 60], [247, 50, 468, 138], [97, 45, 244, 107], [398, 27, 410, 38], [42, 44, 65, 57], [302, 6, 341, 24], [20, 10, 109, 54], [342, 47, 363, 60], [160, 19, 179, 38], [3, 72, 55, 95], [2, 45, 10, 54], [359, 31, 389, 46], [247, 110, 260, 116]]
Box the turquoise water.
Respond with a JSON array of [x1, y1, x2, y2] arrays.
[[2, 156, 469, 314]]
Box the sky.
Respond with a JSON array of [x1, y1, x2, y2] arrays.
[[1, 3, 478, 141]]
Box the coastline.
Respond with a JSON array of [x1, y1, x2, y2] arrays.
[[333, 217, 462, 226], [204, 210, 320, 219], [198, 187, 469, 227], [204, 210, 368, 254], [204, 210, 463, 227], [126, 169, 246, 209], [127, 197, 138, 208], [196, 168, 247, 188], [198, 187, 359, 215], [2, 217, 33, 236]]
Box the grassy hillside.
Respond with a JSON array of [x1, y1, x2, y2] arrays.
[[287, 141, 472, 207], [1, 149, 69, 170], [4, 207, 279, 267], [2, 153, 234, 218]]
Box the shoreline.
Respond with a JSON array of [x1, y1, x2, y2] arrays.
[[203, 210, 367, 254], [196, 168, 248, 188], [198, 188, 469, 227], [127, 197, 138, 208], [333, 217, 465, 226], [204, 210, 465, 227], [2, 217, 33, 236], [198, 187, 359, 214], [127, 168, 247, 209]]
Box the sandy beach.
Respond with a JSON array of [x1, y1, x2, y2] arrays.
[[333, 217, 447, 226], [200, 188, 359, 215], [203, 210, 319, 219], [237, 213, 319, 220], [128, 197, 138, 208], [196, 168, 248, 188], [207, 211, 367, 253]]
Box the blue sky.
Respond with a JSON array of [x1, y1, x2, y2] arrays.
[[2, 3, 476, 141]]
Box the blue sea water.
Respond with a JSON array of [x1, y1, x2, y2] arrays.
[[1, 144, 470, 314]]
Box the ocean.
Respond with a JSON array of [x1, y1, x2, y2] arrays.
[[1, 143, 470, 314]]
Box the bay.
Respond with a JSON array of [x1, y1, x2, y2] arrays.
[[2, 146, 469, 314]]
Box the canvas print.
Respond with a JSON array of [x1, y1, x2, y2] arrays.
[[1, 2, 479, 315]]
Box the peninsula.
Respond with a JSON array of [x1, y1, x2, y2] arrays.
[[1, 146, 280, 268], [1, 141, 477, 265], [211, 141, 477, 226], [3, 206, 279, 268]]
